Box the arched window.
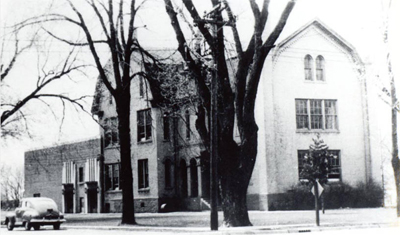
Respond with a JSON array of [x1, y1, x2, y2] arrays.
[[185, 110, 191, 140], [316, 55, 325, 81], [163, 112, 170, 141], [304, 55, 313, 81], [165, 159, 172, 188], [180, 160, 187, 197], [190, 158, 198, 197]]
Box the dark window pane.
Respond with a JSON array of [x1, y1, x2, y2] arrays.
[[163, 114, 169, 141], [304, 55, 313, 81], [316, 55, 325, 81], [138, 159, 149, 189], [186, 110, 190, 140], [296, 100, 309, 129]]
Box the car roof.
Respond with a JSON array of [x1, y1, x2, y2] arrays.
[[22, 197, 55, 202]]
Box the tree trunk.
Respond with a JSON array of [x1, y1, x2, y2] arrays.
[[116, 90, 136, 224], [218, 135, 256, 227], [220, 175, 252, 227], [391, 70, 400, 217]]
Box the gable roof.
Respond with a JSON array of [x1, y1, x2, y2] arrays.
[[276, 19, 362, 64], [90, 48, 184, 115]]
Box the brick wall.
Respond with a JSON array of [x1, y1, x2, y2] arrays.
[[24, 139, 100, 211]]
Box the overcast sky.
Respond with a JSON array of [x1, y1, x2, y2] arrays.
[[1, 0, 399, 170]]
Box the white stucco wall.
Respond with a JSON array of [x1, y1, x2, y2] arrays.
[[251, 23, 374, 201]]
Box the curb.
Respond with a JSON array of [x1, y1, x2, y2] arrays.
[[59, 222, 398, 234]]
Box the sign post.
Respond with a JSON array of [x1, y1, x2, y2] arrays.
[[311, 180, 324, 226]]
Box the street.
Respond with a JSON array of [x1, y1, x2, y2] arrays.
[[0, 226, 400, 235]]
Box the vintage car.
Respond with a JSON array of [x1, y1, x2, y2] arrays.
[[5, 197, 66, 231]]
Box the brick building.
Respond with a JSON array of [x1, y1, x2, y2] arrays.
[[25, 19, 384, 213], [24, 139, 100, 213]]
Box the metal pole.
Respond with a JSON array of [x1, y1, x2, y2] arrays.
[[314, 181, 320, 226], [210, 17, 219, 231]]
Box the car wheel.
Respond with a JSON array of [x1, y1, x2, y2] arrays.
[[53, 223, 60, 230], [7, 220, 14, 231], [24, 221, 32, 231], [33, 225, 40, 230]]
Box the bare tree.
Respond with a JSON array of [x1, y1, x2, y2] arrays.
[[161, 0, 295, 226], [381, 0, 400, 217], [0, 165, 24, 204], [18, 0, 161, 224], [1, 29, 91, 139]]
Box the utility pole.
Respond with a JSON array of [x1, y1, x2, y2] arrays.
[[194, 1, 234, 231]]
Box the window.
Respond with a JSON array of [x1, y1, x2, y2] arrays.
[[104, 117, 119, 147], [295, 99, 338, 130], [180, 159, 188, 197], [138, 159, 149, 189], [105, 163, 121, 191], [79, 167, 84, 183], [137, 109, 152, 142], [109, 92, 113, 104], [295, 99, 308, 129], [190, 159, 198, 197], [185, 110, 191, 140], [316, 55, 325, 81], [310, 100, 323, 129], [165, 159, 172, 188], [325, 100, 338, 130], [298, 150, 341, 180], [33, 193, 40, 197], [139, 76, 144, 98], [304, 55, 314, 81], [163, 112, 170, 141]]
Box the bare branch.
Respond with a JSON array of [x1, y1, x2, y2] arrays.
[[42, 27, 108, 46], [1, 30, 36, 81]]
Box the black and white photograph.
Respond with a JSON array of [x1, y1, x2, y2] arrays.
[[1, 0, 399, 234]]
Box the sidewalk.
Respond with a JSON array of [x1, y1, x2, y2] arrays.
[[61, 208, 400, 233], [2, 208, 400, 234]]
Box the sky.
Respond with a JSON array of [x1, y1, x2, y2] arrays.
[[0, 0, 399, 173]]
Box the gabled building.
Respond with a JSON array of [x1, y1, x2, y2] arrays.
[[247, 19, 375, 209], [25, 19, 382, 213]]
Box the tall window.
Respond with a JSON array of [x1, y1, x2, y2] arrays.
[[104, 117, 119, 147], [304, 55, 314, 81], [139, 76, 144, 98], [137, 109, 152, 142], [325, 100, 338, 130], [185, 110, 191, 140], [105, 163, 121, 191], [138, 159, 149, 189], [79, 167, 84, 183], [298, 150, 341, 180], [109, 92, 113, 104], [190, 159, 198, 197], [180, 159, 188, 197], [310, 100, 323, 129], [165, 159, 172, 188], [163, 112, 170, 141], [295, 99, 309, 129], [295, 99, 338, 130], [316, 55, 325, 81]]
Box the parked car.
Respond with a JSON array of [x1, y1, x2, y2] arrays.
[[5, 197, 66, 231]]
